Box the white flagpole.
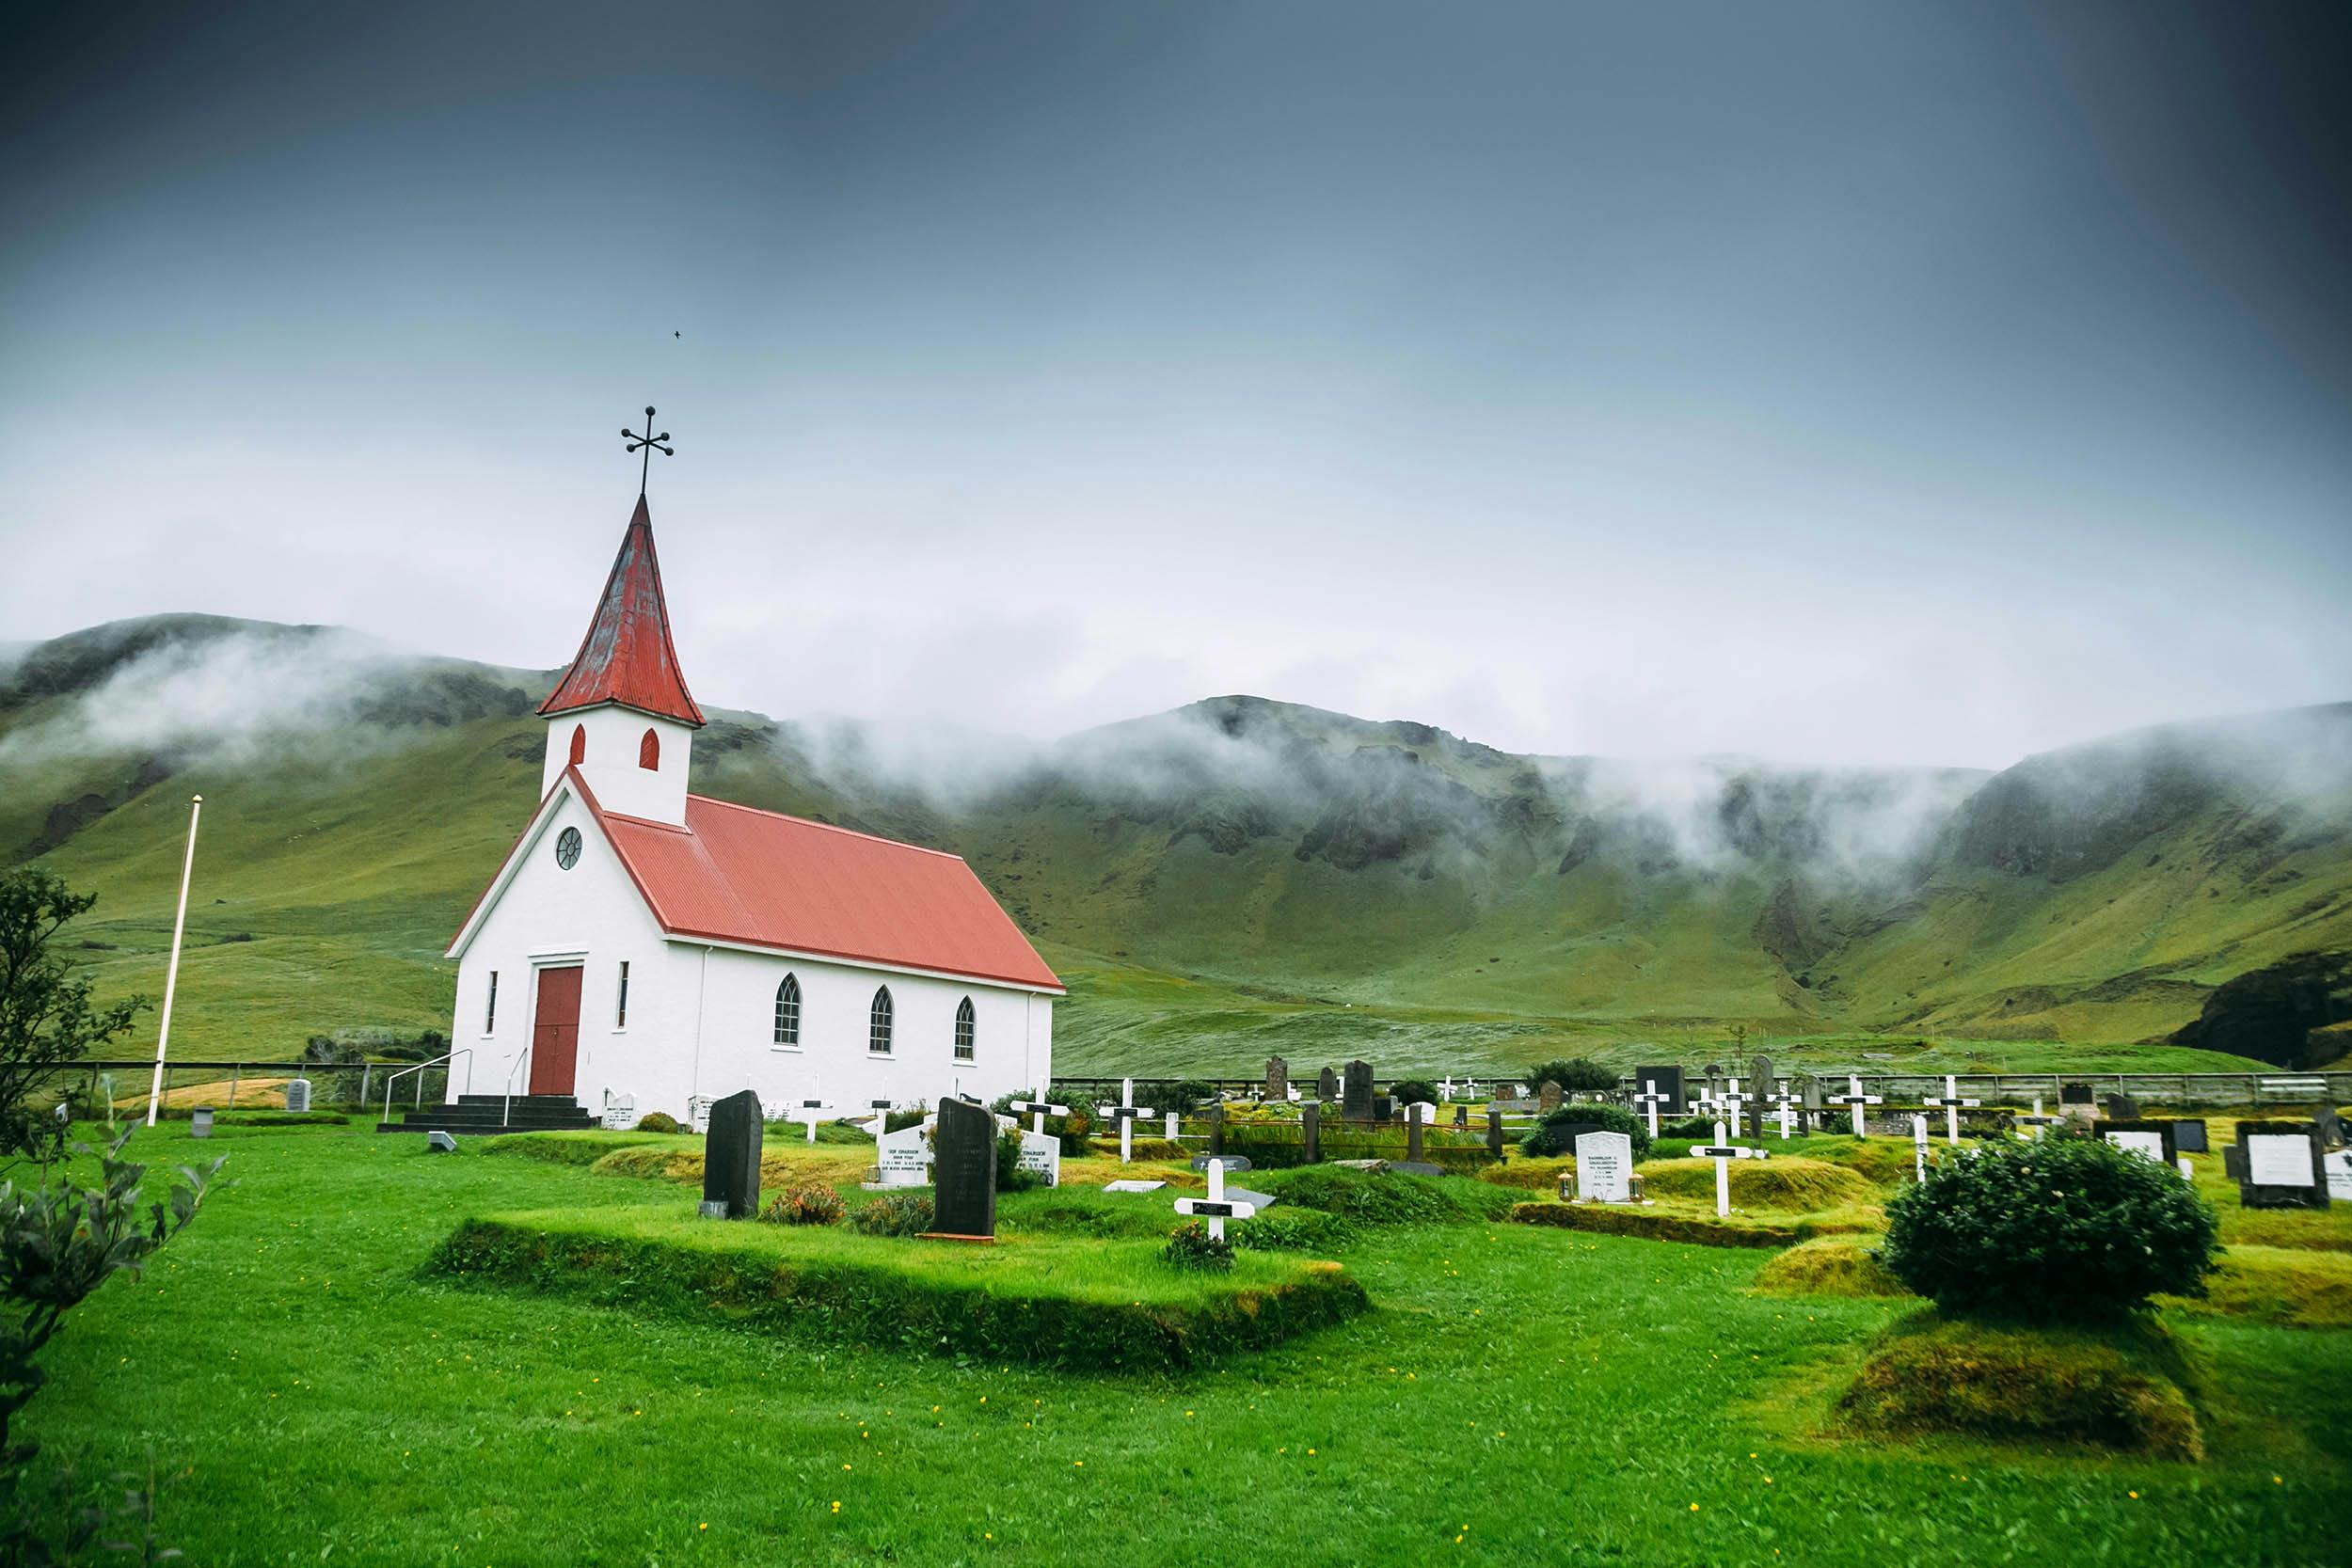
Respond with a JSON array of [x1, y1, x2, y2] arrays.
[[145, 794, 204, 1128]]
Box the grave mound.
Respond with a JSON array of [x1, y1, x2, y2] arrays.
[[427, 1208, 1367, 1372], [2156, 1243, 2352, 1329], [483, 1129, 681, 1167], [1639, 1156, 1877, 1211], [1752, 1237, 1911, 1298], [1475, 1156, 1573, 1193], [1836, 1311, 2204, 1461], [1256, 1165, 1518, 1227]]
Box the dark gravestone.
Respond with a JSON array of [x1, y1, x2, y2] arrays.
[[1406, 1113, 1423, 1163], [1208, 1102, 1225, 1157], [1302, 1101, 1321, 1163], [2103, 1092, 2142, 1119], [928, 1096, 999, 1240], [1318, 1067, 1341, 1101], [2059, 1082, 2095, 1106], [700, 1089, 764, 1219], [1635, 1065, 1685, 1115], [2316, 1105, 2346, 1149], [1192, 1153, 1253, 1173], [1374, 1095, 1398, 1123], [1343, 1061, 1374, 1121], [1537, 1081, 1563, 1113], [1453, 1103, 1470, 1131], [1553, 1121, 1609, 1149], [2097, 1119, 2178, 1166], [2172, 1119, 2210, 1155], [2232, 1121, 2330, 1211], [1486, 1111, 1504, 1158], [1265, 1056, 1289, 1101]]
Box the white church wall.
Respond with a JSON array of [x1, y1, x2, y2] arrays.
[[448, 786, 673, 1110], [539, 709, 693, 823]]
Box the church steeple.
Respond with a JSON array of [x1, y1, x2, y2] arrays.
[[539, 493, 706, 728]]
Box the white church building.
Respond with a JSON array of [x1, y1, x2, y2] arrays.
[[441, 490, 1061, 1124]]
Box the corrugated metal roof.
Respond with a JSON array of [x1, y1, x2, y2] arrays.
[[598, 790, 1063, 992], [539, 494, 707, 726]]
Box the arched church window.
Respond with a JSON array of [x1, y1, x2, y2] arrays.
[[568, 724, 587, 766], [639, 729, 660, 770], [954, 997, 976, 1062], [773, 974, 801, 1048], [868, 987, 894, 1055]]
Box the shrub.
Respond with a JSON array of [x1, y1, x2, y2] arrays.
[[634, 1111, 681, 1134], [1388, 1079, 1439, 1107], [1520, 1101, 1651, 1160], [850, 1192, 935, 1238], [995, 1130, 1041, 1194], [1883, 1132, 2218, 1322], [1523, 1058, 1618, 1096], [1162, 1221, 1234, 1273], [759, 1183, 846, 1227]]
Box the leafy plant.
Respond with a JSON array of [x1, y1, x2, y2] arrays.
[[1520, 1101, 1652, 1160], [1388, 1079, 1439, 1107], [759, 1182, 845, 1227], [0, 869, 148, 1163], [994, 1130, 1041, 1194], [1883, 1133, 2218, 1322], [632, 1111, 681, 1134], [850, 1192, 935, 1238], [0, 1110, 222, 1560], [1161, 1221, 1234, 1273], [1522, 1058, 1618, 1096]]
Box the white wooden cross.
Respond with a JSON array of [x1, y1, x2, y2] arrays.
[[1095, 1078, 1155, 1164], [796, 1093, 830, 1145], [1173, 1157, 1256, 1243], [1690, 1088, 1723, 1123], [866, 1097, 894, 1164], [1686, 1120, 1770, 1217], [1438, 1076, 1457, 1102], [1826, 1075, 1883, 1138], [1922, 1074, 1981, 1146], [1720, 1077, 1750, 1139], [1632, 1079, 1673, 1139], [1010, 1094, 1069, 1136], [1770, 1085, 1800, 1140], [2015, 1096, 2063, 1142], [1909, 1113, 1931, 1180]]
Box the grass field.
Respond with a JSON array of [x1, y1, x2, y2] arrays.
[[15, 1122, 2348, 1565]]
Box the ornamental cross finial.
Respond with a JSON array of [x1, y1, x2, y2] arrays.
[[622, 404, 674, 496]]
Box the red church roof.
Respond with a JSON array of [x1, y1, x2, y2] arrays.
[[588, 783, 1062, 992], [539, 495, 707, 726]]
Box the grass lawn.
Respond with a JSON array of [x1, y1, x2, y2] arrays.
[[16, 1123, 2349, 1565]]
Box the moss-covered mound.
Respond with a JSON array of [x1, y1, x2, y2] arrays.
[[1753, 1237, 1911, 1298], [427, 1209, 1367, 1372], [1255, 1165, 1518, 1226], [1508, 1201, 1843, 1248], [1836, 1313, 2203, 1461], [1477, 1156, 1572, 1193], [1639, 1157, 1878, 1211], [2160, 1244, 2352, 1329], [483, 1130, 675, 1167]]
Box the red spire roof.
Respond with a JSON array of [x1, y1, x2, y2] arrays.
[[539, 494, 706, 726]]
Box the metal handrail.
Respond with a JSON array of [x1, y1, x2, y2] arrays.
[[380, 1049, 470, 1128], [501, 1043, 534, 1128]]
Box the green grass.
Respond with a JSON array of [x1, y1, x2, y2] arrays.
[[14, 1123, 2349, 1564]]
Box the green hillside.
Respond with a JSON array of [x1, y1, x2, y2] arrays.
[[3, 615, 2346, 1075]]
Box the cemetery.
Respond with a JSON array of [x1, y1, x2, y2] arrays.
[[11, 1059, 2344, 1565]]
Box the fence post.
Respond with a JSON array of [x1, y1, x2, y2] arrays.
[[359, 1064, 373, 1115], [228, 1066, 239, 1109]]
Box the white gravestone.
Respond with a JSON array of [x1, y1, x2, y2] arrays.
[[1016, 1128, 1061, 1187], [601, 1095, 637, 1132], [2247, 1134, 2315, 1188], [874, 1122, 933, 1188], [1173, 1157, 1257, 1243], [285, 1078, 312, 1114], [2325, 1150, 2352, 1201], [1910, 1114, 1931, 1181], [1572, 1130, 1634, 1204], [1103, 1179, 1166, 1194], [687, 1096, 715, 1134], [2104, 1130, 2169, 1165]]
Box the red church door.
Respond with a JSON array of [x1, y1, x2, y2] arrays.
[[529, 966, 583, 1096]]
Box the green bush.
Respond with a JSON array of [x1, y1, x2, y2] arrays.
[[1162, 1221, 1234, 1273], [759, 1183, 846, 1227], [633, 1111, 681, 1134], [850, 1192, 935, 1238], [1388, 1079, 1439, 1107], [1883, 1132, 2218, 1322], [995, 1130, 1041, 1193], [1520, 1101, 1651, 1160], [1523, 1058, 1618, 1096]]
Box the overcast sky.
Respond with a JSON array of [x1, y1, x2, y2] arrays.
[[4, 2, 2346, 768]]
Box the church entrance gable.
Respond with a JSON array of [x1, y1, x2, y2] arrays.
[[529, 965, 584, 1096]]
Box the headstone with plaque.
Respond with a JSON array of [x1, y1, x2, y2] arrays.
[[1016, 1128, 1062, 1186], [2170, 1118, 2208, 1155], [600, 1094, 637, 1132], [2233, 1121, 2330, 1210], [1343, 1061, 1374, 1121], [285, 1079, 312, 1114], [1634, 1065, 1685, 1116], [873, 1121, 933, 1188], [1572, 1130, 1633, 1203], [926, 1096, 998, 1241], [2100, 1120, 2177, 1166]]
